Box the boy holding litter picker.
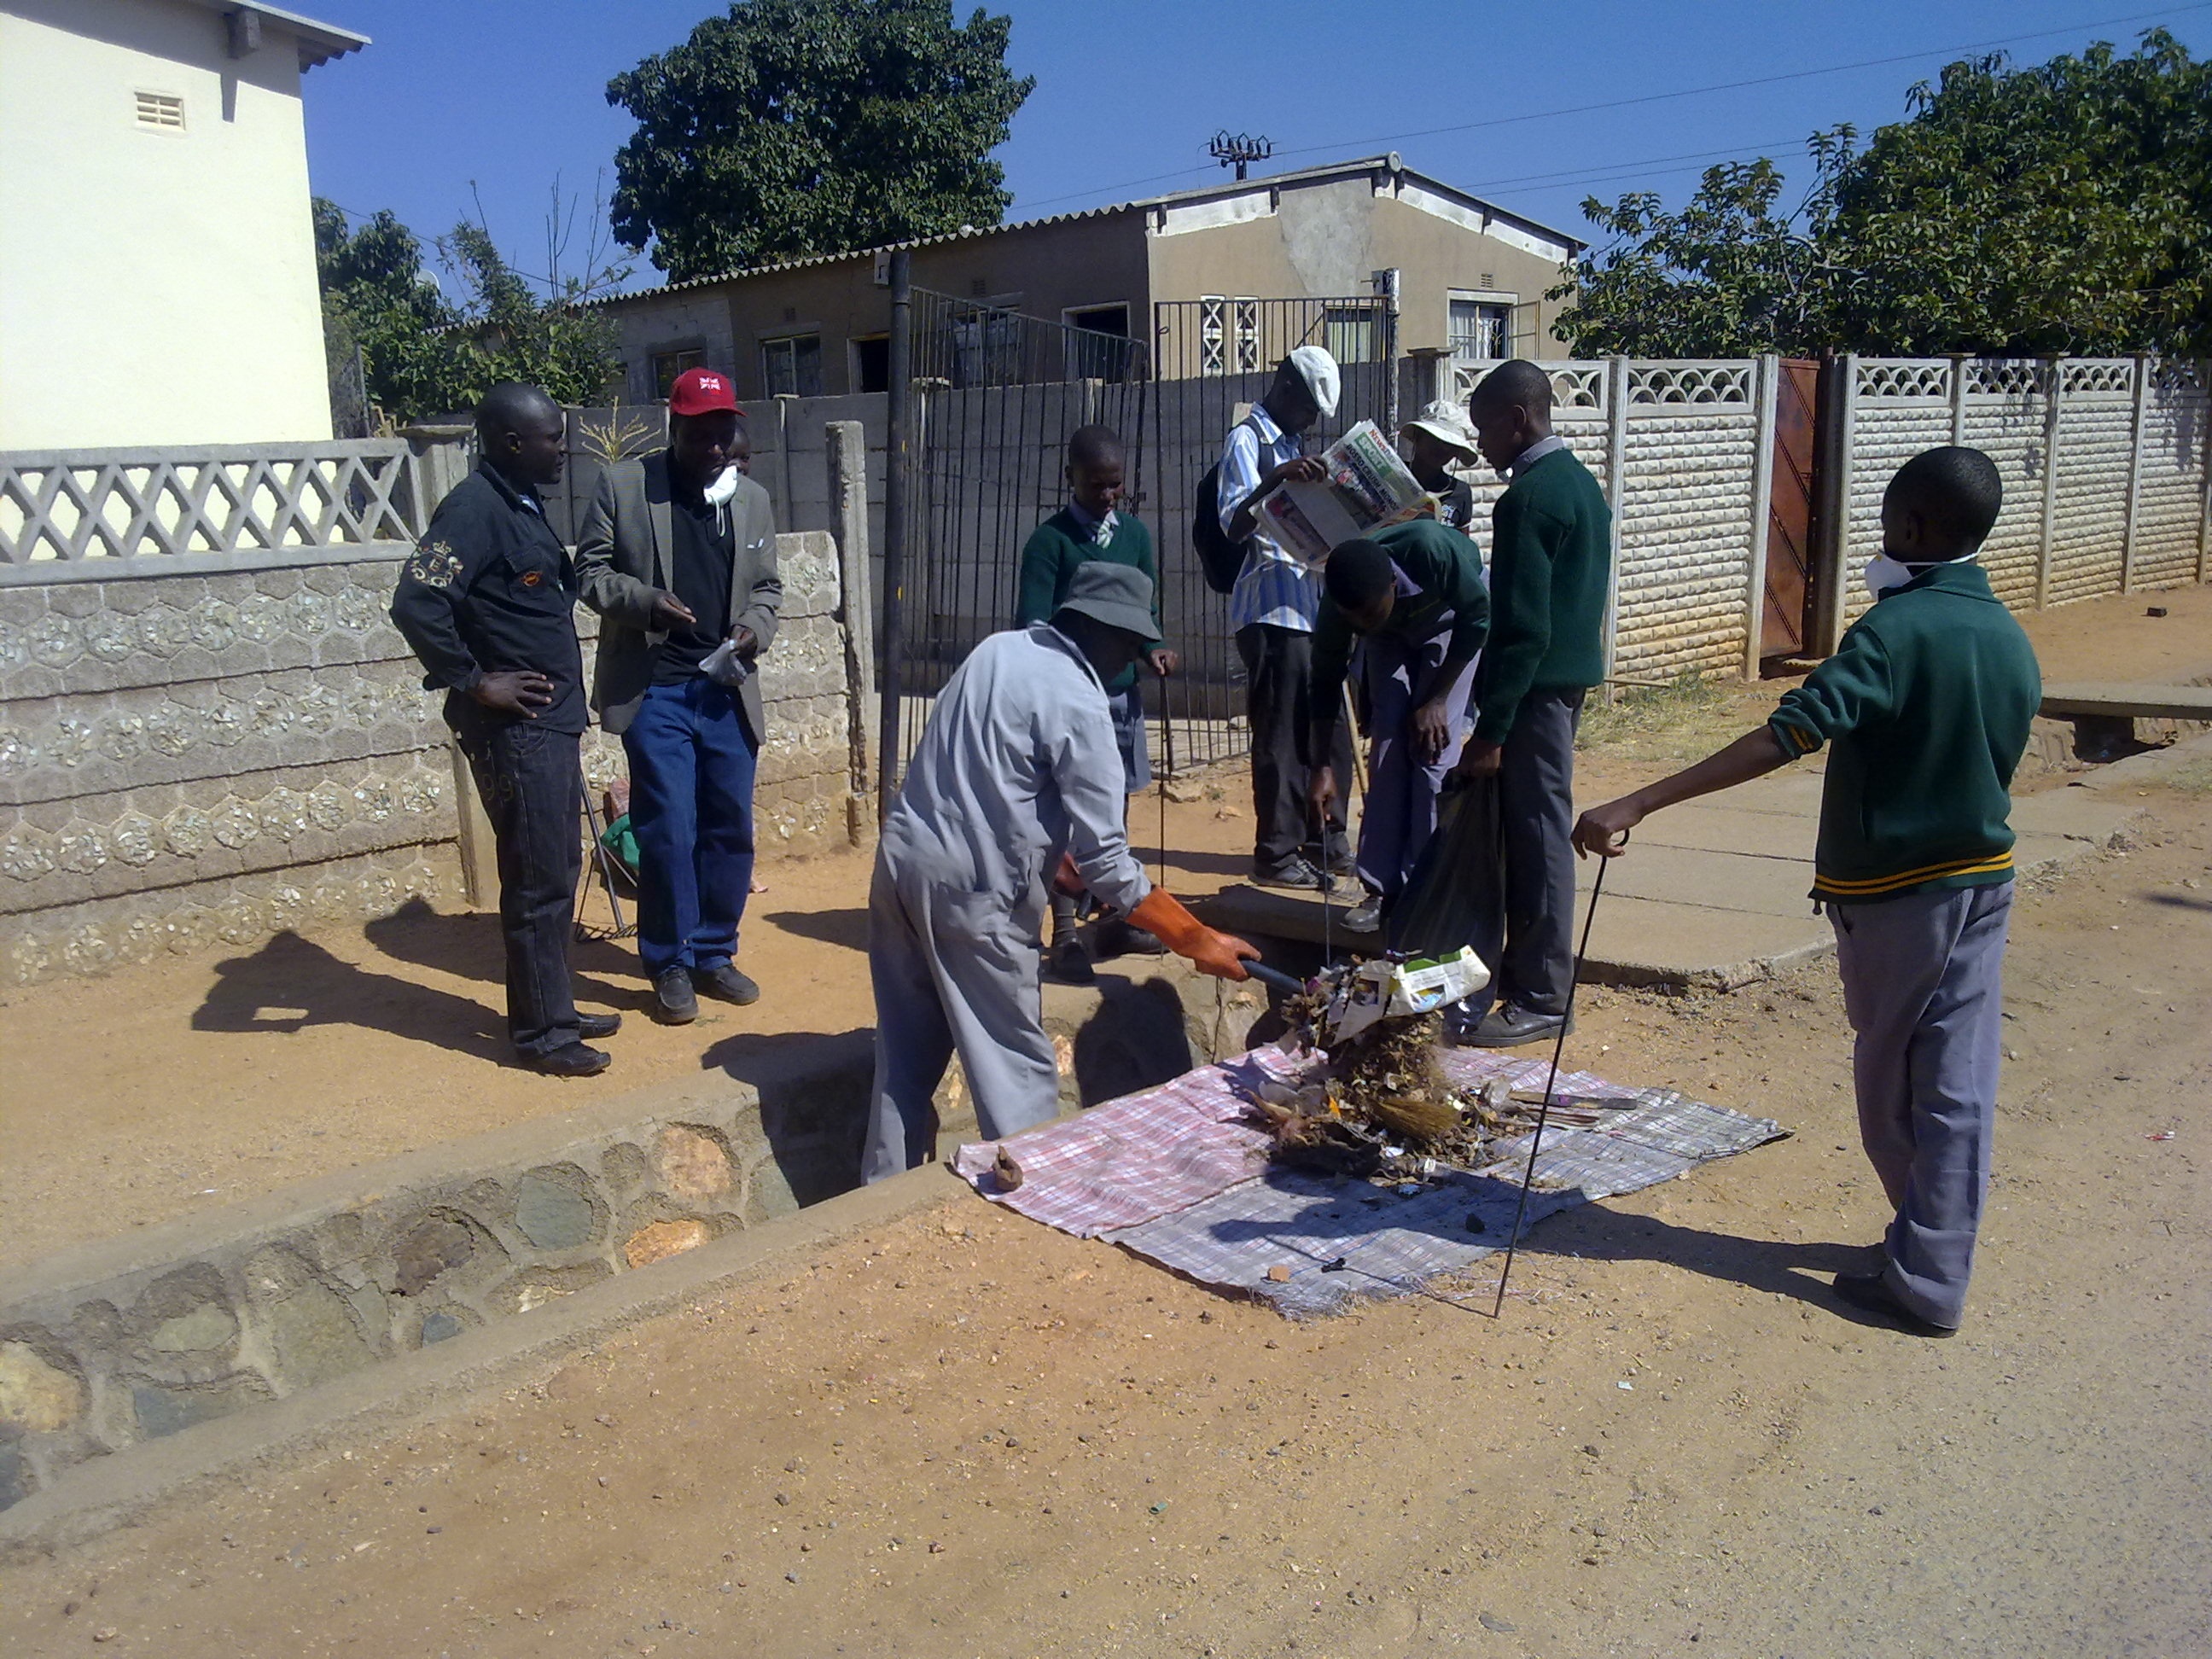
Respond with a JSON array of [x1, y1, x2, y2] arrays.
[[1016, 423, 1178, 983], [1572, 446, 2040, 1337]]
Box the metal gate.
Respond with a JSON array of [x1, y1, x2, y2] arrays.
[[1144, 294, 1399, 771], [878, 280, 1150, 802]]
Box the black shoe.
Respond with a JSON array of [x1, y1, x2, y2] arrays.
[[1342, 893, 1385, 932], [1831, 1272, 1957, 1337], [1252, 855, 1327, 891], [652, 968, 699, 1024], [1468, 1004, 1575, 1048], [1323, 842, 1358, 879], [692, 962, 760, 1005], [578, 1010, 621, 1041], [1093, 917, 1167, 958], [524, 1041, 610, 1078], [1046, 935, 1096, 985]]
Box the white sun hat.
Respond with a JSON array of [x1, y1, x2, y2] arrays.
[[1400, 399, 1481, 463], [1285, 345, 1342, 418]]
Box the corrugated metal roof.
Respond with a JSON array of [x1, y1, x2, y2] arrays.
[[594, 154, 1586, 310]]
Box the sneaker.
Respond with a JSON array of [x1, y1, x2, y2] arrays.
[[1323, 841, 1358, 879], [1252, 855, 1327, 890], [1342, 893, 1385, 933], [652, 967, 699, 1024], [1046, 935, 1096, 985], [577, 1010, 622, 1040], [693, 962, 761, 1006], [1831, 1272, 1957, 1337], [523, 1041, 611, 1078], [1093, 917, 1167, 958], [1468, 1004, 1575, 1048]]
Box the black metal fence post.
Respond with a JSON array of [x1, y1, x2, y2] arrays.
[[876, 249, 911, 824]]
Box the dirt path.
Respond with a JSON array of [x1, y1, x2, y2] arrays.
[[4, 783, 2203, 1658]]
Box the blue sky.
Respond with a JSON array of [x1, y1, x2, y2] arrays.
[[300, 0, 2212, 294]]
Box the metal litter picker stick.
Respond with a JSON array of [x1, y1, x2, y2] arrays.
[[1489, 847, 1614, 1318]]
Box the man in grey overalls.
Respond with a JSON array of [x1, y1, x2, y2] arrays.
[[864, 566, 1260, 1182]]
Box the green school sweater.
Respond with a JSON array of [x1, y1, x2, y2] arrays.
[[1310, 517, 1489, 698], [1768, 560, 2041, 904], [1472, 446, 1612, 742], [1014, 509, 1161, 695]]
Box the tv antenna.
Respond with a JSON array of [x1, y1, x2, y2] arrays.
[[1208, 131, 1274, 181]]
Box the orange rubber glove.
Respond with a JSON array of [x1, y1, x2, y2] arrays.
[[1127, 888, 1260, 981]]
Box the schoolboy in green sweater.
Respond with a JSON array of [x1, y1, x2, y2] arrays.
[[1574, 446, 2040, 1336], [1455, 359, 1613, 1046], [1015, 424, 1178, 981]]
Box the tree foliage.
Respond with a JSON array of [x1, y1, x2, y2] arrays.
[[1554, 31, 2212, 358], [606, 0, 1034, 282], [314, 194, 626, 427]]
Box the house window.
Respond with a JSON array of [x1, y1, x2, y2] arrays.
[[1450, 297, 1513, 363], [1323, 306, 1380, 366], [851, 335, 890, 394], [761, 334, 823, 398], [650, 348, 703, 399], [135, 90, 185, 130], [1064, 304, 1132, 380]]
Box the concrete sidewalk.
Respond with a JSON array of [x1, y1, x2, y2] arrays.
[[1205, 756, 2157, 992]]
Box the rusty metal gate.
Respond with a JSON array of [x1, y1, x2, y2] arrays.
[[877, 273, 1150, 806], [1761, 357, 1824, 661]]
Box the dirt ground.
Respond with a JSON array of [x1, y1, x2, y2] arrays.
[[3, 770, 2206, 1657]]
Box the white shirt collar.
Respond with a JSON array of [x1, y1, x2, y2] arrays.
[[1507, 434, 1568, 477]]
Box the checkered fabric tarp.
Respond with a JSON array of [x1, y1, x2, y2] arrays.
[[947, 1046, 1306, 1237], [955, 1044, 1789, 1318]]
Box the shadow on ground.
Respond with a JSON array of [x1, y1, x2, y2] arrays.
[[762, 906, 870, 952], [192, 901, 641, 1061]]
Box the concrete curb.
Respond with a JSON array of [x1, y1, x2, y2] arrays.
[[0, 1162, 969, 1559]]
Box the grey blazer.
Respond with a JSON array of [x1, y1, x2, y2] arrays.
[[574, 451, 782, 739]]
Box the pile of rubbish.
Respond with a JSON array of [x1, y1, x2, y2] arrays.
[[1243, 949, 1623, 1181]]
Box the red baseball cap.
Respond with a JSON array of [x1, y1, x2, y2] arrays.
[[668, 367, 741, 417]]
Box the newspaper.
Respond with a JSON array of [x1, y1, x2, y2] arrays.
[[1254, 420, 1432, 564]]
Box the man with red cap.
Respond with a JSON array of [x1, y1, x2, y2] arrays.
[[577, 368, 783, 1022]]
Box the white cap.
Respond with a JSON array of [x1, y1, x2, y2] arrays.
[[1400, 399, 1481, 463], [1286, 345, 1341, 418]]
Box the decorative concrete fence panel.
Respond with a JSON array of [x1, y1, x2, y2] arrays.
[[0, 428, 872, 984]]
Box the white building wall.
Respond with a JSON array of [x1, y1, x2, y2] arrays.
[[0, 0, 333, 448]]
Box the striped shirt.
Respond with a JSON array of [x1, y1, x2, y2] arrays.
[[1217, 405, 1324, 632]]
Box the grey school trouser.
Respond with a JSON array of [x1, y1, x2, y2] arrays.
[[1354, 631, 1480, 899], [1829, 882, 2014, 1329], [1466, 688, 1585, 1017], [863, 853, 1061, 1184]]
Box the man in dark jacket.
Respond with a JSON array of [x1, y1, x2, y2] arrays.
[[390, 382, 619, 1076], [575, 368, 783, 1023]]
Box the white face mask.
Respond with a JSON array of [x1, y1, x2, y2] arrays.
[[1862, 546, 1978, 600], [701, 464, 741, 507]]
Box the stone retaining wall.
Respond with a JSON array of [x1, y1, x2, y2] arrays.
[[0, 1036, 877, 1512]]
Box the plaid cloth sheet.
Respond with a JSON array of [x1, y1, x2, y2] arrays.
[[956, 1043, 1789, 1318]]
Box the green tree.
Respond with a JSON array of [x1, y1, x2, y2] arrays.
[[1551, 131, 1856, 358], [314, 192, 626, 427], [606, 0, 1034, 281], [1553, 30, 2212, 358], [1825, 34, 2211, 356]]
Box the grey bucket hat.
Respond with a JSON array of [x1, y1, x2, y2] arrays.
[[1051, 561, 1161, 644]]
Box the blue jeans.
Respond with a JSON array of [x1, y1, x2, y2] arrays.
[[621, 677, 759, 979]]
